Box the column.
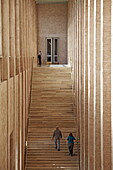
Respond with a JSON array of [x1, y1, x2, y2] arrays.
[[81, 0, 85, 169], [2, 0, 9, 57], [0, 0, 2, 81], [100, 0, 104, 169], [84, 0, 88, 169], [89, 0, 95, 169], [2, 0, 9, 80], [103, 0, 111, 169], [0, 0, 2, 56], [20, 0, 23, 57], [95, 0, 101, 169], [9, 0, 15, 57], [111, 0, 113, 170], [88, 0, 91, 169], [15, 0, 20, 57], [9, 0, 15, 77]]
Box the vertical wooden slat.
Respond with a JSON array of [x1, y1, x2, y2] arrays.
[[111, 0, 113, 170], [84, 1, 88, 169], [103, 0, 111, 169], [0, 0, 2, 56], [81, 0, 85, 169], [95, 0, 101, 169], [100, 0, 104, 169], [20, 0, 24, 57], [89, 0, 94, 169], [9, 0, 15, 77], [2, 0, 9, 57], [0, 0, 38, 169], [15, 0, 20, 57], [88, 0, 91, 169], [0, 0, 2, 81], [93, 1, 97, 170], [2, 0, 9, 80], [9, 0, 15, 57], [0, 82, 8, 170]]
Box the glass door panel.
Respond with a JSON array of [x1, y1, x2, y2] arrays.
[[47, 38, 52, 62], [46, 38, 58, 64], [53, 38, 58, 63]]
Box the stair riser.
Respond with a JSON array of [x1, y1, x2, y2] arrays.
[[25, 66, 79, 169]]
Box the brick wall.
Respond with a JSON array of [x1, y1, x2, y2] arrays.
[[37, 3, 67, 64]]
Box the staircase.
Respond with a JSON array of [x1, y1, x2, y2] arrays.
[[25, 66, 79, 170]]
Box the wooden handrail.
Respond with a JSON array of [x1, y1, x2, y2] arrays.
[[24, 56, 34, 169]]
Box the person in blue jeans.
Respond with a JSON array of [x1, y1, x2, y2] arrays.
[[52, 126, 62, 151], [67, 132, 76, 156]]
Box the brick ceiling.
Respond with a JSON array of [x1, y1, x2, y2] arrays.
[[35, 0, 68, 4]]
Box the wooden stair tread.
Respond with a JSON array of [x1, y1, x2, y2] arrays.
[[25, 67, 79, 169], [26, 168, 79, 170]]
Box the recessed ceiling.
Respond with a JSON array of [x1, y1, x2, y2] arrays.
[[35, 0, 68, 4]]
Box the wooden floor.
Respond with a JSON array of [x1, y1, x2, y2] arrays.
[[25, 66, 79, 170]]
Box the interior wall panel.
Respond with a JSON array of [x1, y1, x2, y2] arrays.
[[68, 0, 112, 170], [111, 0, 113, 169], [103, 0, 111, 169], [89, 0, 94, 169], [0, 82, 8, 170], [15, 76, 19, 170], [95, 0, 101, 169], [0, 0, 38, 170], [0, 0, 2, 56]]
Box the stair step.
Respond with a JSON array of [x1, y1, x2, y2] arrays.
[[25, 66, 79, 169], [25, 167, 79, 170]]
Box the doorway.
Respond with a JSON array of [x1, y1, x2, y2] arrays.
[[46, 38, 58, 64]]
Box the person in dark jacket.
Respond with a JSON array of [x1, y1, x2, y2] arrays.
[[67, 132, 76, 156], [37, 51, 42, 66], [52, 126, 62, 151]]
